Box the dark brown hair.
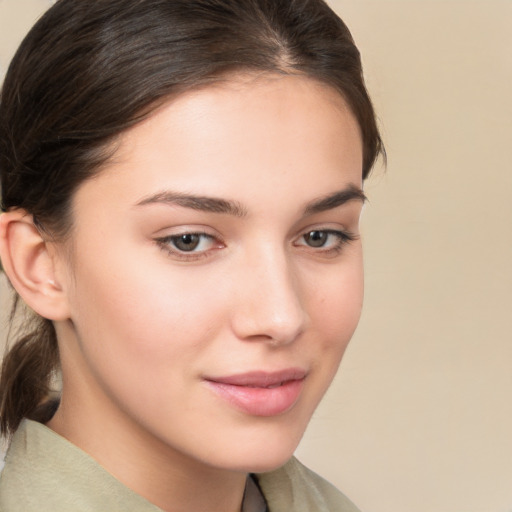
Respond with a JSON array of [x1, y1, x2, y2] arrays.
[[0, 0, 383, 436]]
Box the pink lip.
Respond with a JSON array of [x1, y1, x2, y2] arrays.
[[205, 369, 307, 417]]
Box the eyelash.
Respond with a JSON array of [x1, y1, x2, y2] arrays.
[[294, 229, 358, 256], [155, 228, 357, 261], [155, 231, 222, 261]]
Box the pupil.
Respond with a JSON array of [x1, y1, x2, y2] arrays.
[[306, 231, 327, 247], [175, 234, 200, 251]]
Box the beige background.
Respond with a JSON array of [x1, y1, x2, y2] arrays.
[[1, 1, 511, 511]]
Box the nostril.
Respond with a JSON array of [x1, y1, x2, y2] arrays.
[[232, 305, 308, 346]]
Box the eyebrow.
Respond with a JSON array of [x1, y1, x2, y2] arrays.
[[303, 184, 367, 215], [135, 184, 366, 217], [135, 191, 248, 217]]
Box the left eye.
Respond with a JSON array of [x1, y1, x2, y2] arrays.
[[297, 229, 352, 249], [303, 230, 330, 247], [160, 233, 217, 253]]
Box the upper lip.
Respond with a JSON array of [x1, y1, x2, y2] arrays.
[[205, 368, 307, 388]]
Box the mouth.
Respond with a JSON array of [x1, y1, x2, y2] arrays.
[[204, 369, 307, 417]]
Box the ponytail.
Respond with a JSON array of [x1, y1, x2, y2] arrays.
[[0, 300, 60, 437]]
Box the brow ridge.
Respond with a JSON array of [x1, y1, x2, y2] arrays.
[[136, 184, 365, 218], [136, 191, 247, 217], [303, 184, 367, 215]]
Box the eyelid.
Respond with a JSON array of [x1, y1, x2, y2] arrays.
[[294, 228, 356, 244], [154, 228, 225, 261], [293, 227, 359, 255]]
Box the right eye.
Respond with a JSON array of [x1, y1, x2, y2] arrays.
[[155, 231, 223, 259], [168, 233, 210, 252]]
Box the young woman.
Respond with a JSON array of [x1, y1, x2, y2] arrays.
[[0, 0, 383, 510]]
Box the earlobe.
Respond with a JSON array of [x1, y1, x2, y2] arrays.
[[0, 210, 71, 321]]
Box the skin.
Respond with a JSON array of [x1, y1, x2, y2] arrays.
[[5, 74, 365, 512]]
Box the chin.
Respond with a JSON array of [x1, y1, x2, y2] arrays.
[[243, 454, 296, 474], [223, 451, 296, 475], [214, 423, 307, 474]]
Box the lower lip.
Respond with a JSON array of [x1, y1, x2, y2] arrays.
[[205, 378, 305, 417]]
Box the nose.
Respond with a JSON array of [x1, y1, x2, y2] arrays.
[[230, 248, 309, 346]]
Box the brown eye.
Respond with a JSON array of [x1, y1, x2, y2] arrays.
[[304, 230, 328, 248], [156, 231, 223, 260], [171, 233, 201, 252]]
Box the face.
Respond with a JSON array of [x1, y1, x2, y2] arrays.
[[53, 74, 364, 475]]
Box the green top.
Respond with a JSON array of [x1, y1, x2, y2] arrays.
[[0, 420, 360, 512]]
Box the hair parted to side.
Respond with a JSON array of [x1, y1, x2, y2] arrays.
[[0, 0, 384, 437]]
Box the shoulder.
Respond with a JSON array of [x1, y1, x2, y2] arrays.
[[0, 420, 161, 512], [255, 456, 361, 512]]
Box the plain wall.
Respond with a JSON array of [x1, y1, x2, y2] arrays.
[[1, 1, 511, 511]]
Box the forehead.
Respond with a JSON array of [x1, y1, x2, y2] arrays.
[[121, 73, 358, 140], [76, 73, 363, 212]]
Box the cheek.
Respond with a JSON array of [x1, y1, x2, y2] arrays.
[[288, 254, 363, 425], [63, 261, 231, 428], [66, 248, 228, 377], [309, 254, 364, 346]]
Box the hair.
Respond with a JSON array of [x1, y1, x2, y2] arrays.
[[0, 0, 384, 436]]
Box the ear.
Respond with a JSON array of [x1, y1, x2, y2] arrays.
[[0, 210, 71, 321]]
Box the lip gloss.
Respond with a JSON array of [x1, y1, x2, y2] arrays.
[[204, 370, 306, 416]]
